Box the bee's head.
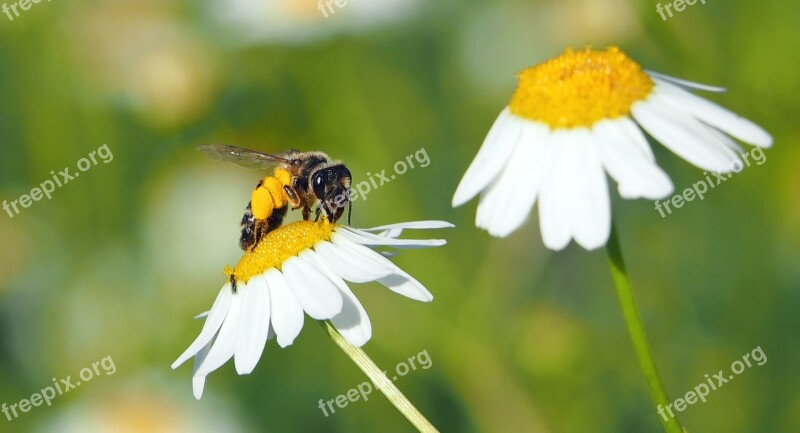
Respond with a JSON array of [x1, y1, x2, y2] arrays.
[[312, 164, 352, 222]]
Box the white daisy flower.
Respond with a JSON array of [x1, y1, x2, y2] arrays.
[[452, 46, 773, 251], [171, 219, 452, 399]]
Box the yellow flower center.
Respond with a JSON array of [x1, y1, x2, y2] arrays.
[[508, 47, 654, 129], [226, 219, 335, 284]]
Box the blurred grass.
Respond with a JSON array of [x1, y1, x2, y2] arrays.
[[0, 0, 798, 432]]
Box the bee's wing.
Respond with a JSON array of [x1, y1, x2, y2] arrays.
[[197, 144, 292, 170]]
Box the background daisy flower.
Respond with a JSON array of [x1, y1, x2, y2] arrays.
[[171, 219, 451, 399], [452, 46, 773, 251]]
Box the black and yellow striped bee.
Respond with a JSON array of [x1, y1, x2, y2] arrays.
[[198, 144, 353, 250]]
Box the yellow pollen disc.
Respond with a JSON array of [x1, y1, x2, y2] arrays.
[[508, 47, 654, 129], [226, 219, 335, 284]]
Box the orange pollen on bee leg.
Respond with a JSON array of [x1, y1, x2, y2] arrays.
[[508, 46, 654, 129], [227, 219, 335, 284]]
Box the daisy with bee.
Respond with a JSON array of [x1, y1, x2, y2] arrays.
[[175, 143, 450, 433]]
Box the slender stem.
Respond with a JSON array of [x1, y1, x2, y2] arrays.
[[605, 224, 685, 433], [320, 321, 439, 433]]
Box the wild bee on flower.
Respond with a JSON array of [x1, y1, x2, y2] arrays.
[[197, 144, 353, 251]]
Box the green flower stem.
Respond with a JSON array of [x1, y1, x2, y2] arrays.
[[320, 321, 439, 433], [605, 224, 685, 433]]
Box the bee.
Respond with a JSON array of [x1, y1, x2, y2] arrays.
[[198, 144, 353, 251]]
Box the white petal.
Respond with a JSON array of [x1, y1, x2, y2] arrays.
[[375, 227, 404, 239], [192, 375, 207, 400], [172, 285, 233, 369], [653, 78, 773, 147], [618, 184, 641, 199], [476, 120, 549, 237], [645, 70, 727, 92], [282, 256, 343, 320], [378, 250, 399, 259], [359, 221, 455, 231], [377, 272, 434, 302], [632, 91, 741, 173], [337, 228, 446, 249], [330, 234, 398, 272], [234, 274, 270, 375], [562, 128, 611, 250], [538, 133, 571, 250], [706, 125, 744, 154], [594, 119, 674, 200], [319, 234, 432, 301], [299, 251, 372, 347], [314, 238, 393, 283], [265, 268, 304, 348], [617, 116, 656, 162], [452, 107, 524, 207], [191, 338, 214, 400], [614, 117, 669, 197], [331, 234, 432, 301], [194, 283, 245, 377]]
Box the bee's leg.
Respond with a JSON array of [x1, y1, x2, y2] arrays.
[[347, 202, 352, 226], [302, 205, 311, 221], [239, 228, 255, 251], [266, 206, 288, 233], [314, 204, 322, 222], [316, 198, 335, 222], [331, 206, 345, 223], [283, 186, 302, 209], [253, 219, 267, 247]]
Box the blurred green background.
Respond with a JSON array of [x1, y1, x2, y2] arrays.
[[0, 0, 798, 432]]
